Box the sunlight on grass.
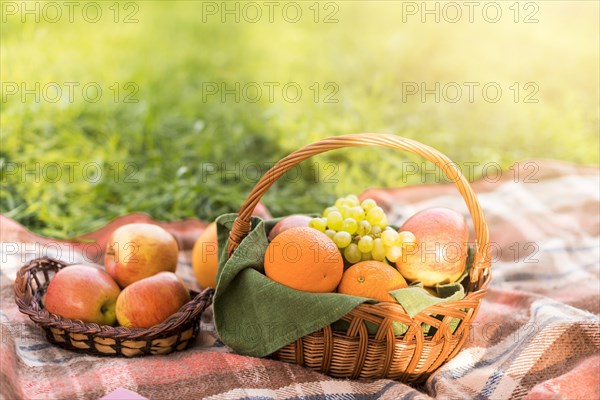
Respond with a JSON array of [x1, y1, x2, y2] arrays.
[[1, 1, 598, 237]]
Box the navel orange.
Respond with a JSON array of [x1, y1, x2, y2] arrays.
[[264, 226, 343, 293], [338, 260, 407, 302]]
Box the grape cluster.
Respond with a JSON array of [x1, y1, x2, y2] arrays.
[[309, 195, 416, 265]]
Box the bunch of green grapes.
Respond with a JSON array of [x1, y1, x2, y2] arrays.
[[309, 195, 416, 265]]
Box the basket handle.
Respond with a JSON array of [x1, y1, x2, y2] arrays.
[[227, 133, 491, 288]]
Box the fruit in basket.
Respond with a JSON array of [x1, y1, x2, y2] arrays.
[[192, 222, 219, 288], [267, 214, 312, 241], [337, 260, 407, 302], [193, 205, 271, 287], [44, 264, 121, 325], [105, 223, 179, 287], [115, 271, 191, 328], [264, 227, 343, 293], [396, 208, 468, 286], [308, 195, 415, 266]]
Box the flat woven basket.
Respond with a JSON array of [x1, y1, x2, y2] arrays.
[[14, 257, 214, 357], [227, 133, 492, 382]]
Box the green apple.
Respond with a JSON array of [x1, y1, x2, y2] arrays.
[[44, 264, 121, 325], [105, 223, 179, 287], [115, 271, 191, 329]]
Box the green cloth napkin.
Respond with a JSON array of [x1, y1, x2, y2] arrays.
[[390, 277, 466, 318], [213, 213, 468, 358]]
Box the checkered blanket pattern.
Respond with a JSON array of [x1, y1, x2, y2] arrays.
[[1, 160, 598, 399]]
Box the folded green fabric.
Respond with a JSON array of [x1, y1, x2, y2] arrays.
[[213, 213, 468, 358], [391, 256, 471, 318], [389, 285, 464, 318]]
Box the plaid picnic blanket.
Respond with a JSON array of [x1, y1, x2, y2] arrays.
[[1, 160, 598, 400]]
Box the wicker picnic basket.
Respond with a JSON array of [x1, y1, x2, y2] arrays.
[[226, 133, 491, 382], [14, 257, 214, 357]]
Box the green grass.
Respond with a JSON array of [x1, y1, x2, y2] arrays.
[[1, 1, 599, 238]]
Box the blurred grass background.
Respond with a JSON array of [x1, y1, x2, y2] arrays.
[[1, 1, 598, 238]]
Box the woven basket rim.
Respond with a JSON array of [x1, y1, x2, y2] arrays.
[[217, 133, 493, 381], [14, 256, 214, 341]]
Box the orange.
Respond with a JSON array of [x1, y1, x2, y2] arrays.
[[192, 222, 219, 288], [264, 227, 343, 293], [338, 260, 408, 302]]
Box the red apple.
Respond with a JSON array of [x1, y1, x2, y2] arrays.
[[115, 272, 191, 329], [105, 223, 179, 287], [396, 208, 469, 286], [267, 215, 312, 241], [44, 264, 121, 325]]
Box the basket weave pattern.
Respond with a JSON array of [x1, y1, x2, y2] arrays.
[[14, 257, 214, 357], [226, 134, 492, 382]]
